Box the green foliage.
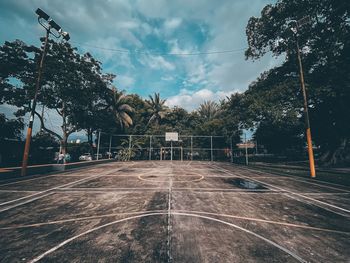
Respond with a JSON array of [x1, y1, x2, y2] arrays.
[[0, 113, 23, 140], [244, 0, 350, 165], [145, 93, 168, 125]]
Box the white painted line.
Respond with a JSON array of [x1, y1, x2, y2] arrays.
[[28, 212, 307, 263], [0, 189, 39, 193], [138, 174, 204, 183], [213, 164, 350, 215], [175, 210, 350, 235], [0, 210, 165, 230], [236, 165, 350, 192], [0, 193, 53, 213], [0, 163, 136, 211]]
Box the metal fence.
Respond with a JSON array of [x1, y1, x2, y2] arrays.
[[94, 132, 233, 162]]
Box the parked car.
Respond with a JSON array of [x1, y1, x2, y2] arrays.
[[79, 153, 92, 161]]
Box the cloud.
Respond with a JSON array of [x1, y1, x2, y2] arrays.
[[164, 18, 182, 31], [139, 54, 175, 71], [161, 76, 174, 81], [165, 88, 234, 111], [116, 75, 135, 89], [0, 0, 283, 131]]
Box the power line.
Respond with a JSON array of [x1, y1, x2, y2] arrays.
[[70, 41, 246, 56]]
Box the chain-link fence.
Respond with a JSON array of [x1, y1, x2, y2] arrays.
[[94, 132, 233, 162]]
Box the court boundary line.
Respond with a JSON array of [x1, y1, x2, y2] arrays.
[[0, 163, 136, 212], [212, 164, 350, 216], [2, 209, 349, 235], [28, 212, 306, 263], [236, 165, 350, 192]]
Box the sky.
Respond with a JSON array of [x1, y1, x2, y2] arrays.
[[0, 0, 281, 138]]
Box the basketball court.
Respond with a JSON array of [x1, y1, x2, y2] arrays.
[[0, 161, 349, 262]]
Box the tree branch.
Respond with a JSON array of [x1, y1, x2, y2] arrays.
[[34, 111, 63, 140]]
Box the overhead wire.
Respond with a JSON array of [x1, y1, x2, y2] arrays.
[[69, 40, 246, 56]]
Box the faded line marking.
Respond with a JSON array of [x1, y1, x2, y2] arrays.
[[0, 163, 136, 211], [0, 193, 53, 213], [235, 165, 350, 193], [0, 210, 165, 230], [213, 164, 350, 215], [175, 210, 350, 235], [138, 174, 204, 183], [28, 212, 306, 263]]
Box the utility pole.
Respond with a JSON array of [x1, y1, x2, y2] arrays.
[[21, 29, 49, 176], [21, 8, 70, 176], [291, 17, 316, 178]]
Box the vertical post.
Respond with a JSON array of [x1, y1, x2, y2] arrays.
[[181, 147, 183, 161], [149, 135, 152, 161], [108, 135, 112, 159], [255, 140, 258, 155], [230, 136, 233, 163], [295, 35, 316, 178], [190, 136, 193, 161], [96, 131, 101, 160], [171, 141, 173, 161], [128, 135, 132, 161], [245, 133, 248, 165], [21, 29, 50, 176], [210, 136, 213, 162]]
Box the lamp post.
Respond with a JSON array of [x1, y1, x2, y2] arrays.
[[21, 8, 70, 176], [290, 17, 316, 178]]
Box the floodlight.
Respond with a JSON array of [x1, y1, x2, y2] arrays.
[[48, 19, 61, 32], [35, 8, 50, 20], [62, 31, 70, 41]]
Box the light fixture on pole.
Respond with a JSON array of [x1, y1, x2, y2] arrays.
[[21, 8, 70, 176], [290, 16, 316, 178]]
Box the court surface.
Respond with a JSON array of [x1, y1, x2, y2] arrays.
[[0, 161, 349, 262]]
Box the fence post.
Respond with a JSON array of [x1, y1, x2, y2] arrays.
[[191, 136, 193, 161], [128, 135, 132, 161], [210, 136, 213, 162], [97, 131, 101, 160], [108, 135, 112, 159], [149, 135, 152, 161], [245, 133, 248, 165], [230, 136, 233, 163], [171, 140, 173, 161]]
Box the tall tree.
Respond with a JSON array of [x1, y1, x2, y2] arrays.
[[197, 101, 221, 122], [245, 0, 350, 165], [145, 93, 167, 125], [105, 87, 134, 129]]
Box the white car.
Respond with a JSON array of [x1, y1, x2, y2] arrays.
[[79, 153, 92, 161]]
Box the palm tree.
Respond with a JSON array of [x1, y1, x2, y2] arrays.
[[106, 87, 134, 129], [145, 93, 167, 125], [197, 100, 220, 121]]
